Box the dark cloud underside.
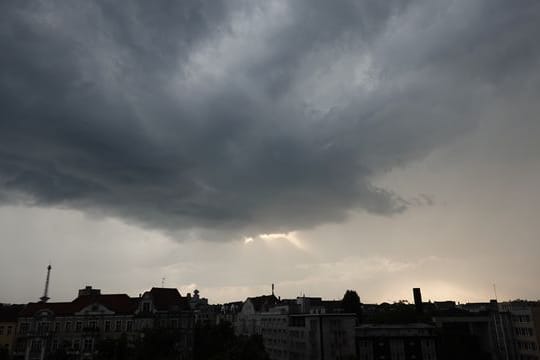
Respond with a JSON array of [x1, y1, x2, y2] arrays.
[[0, 0, 539, 237]]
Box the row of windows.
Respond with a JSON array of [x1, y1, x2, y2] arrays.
[[261, 317, 288, 325], [517, 341, 538, 351], [262, 328, 288, 335], [28, 338, 94, 353], [19, 318, 183, 335], [513, 315, 532, 323], [20, 320, 134, 334], [516, 327, 534, 337]]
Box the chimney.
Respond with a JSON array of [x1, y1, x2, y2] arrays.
[[413, 288, 423, 314], [78, 286, 101, 298]]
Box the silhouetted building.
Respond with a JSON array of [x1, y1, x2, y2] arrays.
[[356, 323, 438, 360], [0, 304, 24, 358], [433, 304, 517, 360], [236, 294, 279, 336], [236, 295, 356, 360], [217, 301, 243, 325], [186, 289, 215, 326], [13, 286, 193, 360], [137, 287, 194, 356], [500, 300, 540, 359]]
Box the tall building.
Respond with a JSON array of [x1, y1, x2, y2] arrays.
[[236, 295, 356, 360], [499, 301, 540, 360]]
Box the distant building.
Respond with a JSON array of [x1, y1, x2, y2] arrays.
[[186, 289, 215, 326], [236, 295, 356, 360], [236, 294, 279, 336], [12, 286, 193, 360], [217, 301, 243, 325], [433, 305, 517, 360], [0, 304, 24, 358], [137, 287, 194, 356], [500, 301, 540, 359], [356, 323, 438, 360]]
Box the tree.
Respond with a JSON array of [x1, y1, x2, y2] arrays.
[[194, 321, 269, 360], [95, 335, 129, 360], [341, 290, 363, 321], [134, 328, 189, 360]]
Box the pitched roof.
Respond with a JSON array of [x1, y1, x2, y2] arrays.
[[246, 295, 279, 312], [148, 288, 188, 311], [73, 294, 138, 314], [0, 304, 24, 321], [19, 294, 139, 317], [19, 302, 78, 317]]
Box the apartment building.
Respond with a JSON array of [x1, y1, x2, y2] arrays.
[[0, 305, 23, 357], [500, 301, 540, 360], [236, 295, 356, 360], [12, 286, 193, 360], [356, 323, 438, 360]]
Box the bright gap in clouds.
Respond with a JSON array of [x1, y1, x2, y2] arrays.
[[244, 232, 304, 250]]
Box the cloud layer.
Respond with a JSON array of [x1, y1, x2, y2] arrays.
[[1, 0, 539, 238]]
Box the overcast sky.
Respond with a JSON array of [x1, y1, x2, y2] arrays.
[[1, 0, 540, 305]]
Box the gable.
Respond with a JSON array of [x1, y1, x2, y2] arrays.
[[75, 303, 115, 316]]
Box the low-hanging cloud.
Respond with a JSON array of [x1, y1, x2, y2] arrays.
[[0, 0, 539, 239]]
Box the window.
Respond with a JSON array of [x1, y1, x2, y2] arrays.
[[37, 322, 48, 334], [105, 320, 111, 332], [89, 321, 96, 329], [76, 321, 82, 332], [115, 320, 122, 332], [51, 340, 58, 351], [19, 323, 28, 334], [73, 339, 80, 350], [126, 321, 133, 332], [31, 340, 41, 352], [7, 326, 12, 335], [65, 322, 72, 332], [54, 322, 60, 332], [83, 338, 93, 352], [0, 326, 3, 335], [171, 319, 178, 329], [15, 341, 26, 353]]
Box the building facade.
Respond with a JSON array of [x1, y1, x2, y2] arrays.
[[356, 324, 438, 360], [236, 295, 356, 360], [0, 305, 23, 358], [500, 301, 540, 360], [11, 286, 193, 360]]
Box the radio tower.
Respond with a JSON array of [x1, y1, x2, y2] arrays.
[[40, 264, 52, 303]]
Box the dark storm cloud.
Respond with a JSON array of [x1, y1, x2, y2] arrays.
[[1, 0, 539, 237]]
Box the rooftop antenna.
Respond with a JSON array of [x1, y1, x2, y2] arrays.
[[162, 277, 166, 288], [272, 283, 275, 296], [493, 283, 498, 301], [40, 264, 52, 303]]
